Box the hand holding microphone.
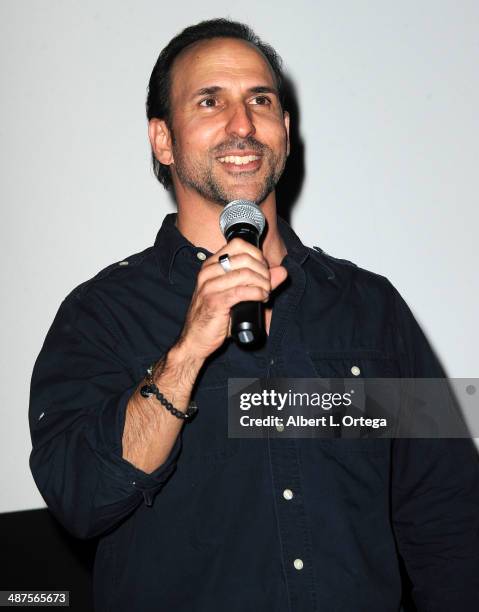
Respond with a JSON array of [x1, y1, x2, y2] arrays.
[[219, 200, 282, 345], [177, 201, 288, 360]]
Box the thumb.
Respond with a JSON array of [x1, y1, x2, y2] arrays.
[[270, 265, 289, 291]]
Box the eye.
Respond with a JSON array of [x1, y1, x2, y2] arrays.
[[199, 97, 218, 107], [251, 95, 271, 105]]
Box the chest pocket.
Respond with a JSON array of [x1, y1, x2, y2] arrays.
[[306, 350, 398, 453]]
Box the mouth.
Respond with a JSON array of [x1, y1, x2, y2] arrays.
[[216, 153, 262, 173]]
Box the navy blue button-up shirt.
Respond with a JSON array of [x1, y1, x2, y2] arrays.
[[29, 212, 479, 611]]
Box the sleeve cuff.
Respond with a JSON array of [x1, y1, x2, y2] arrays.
[[97, 383, 183, 506]]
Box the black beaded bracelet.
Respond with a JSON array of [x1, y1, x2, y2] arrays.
[[139, 364, 198, 420]]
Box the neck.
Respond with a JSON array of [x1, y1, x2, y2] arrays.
[[174, 192, 287, 268]]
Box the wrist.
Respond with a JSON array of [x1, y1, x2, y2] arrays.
[[158, 342, 205, 388], [170, 337, 206, 371]]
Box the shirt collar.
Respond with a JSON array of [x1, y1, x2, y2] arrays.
[[154, 212, 311, 285]]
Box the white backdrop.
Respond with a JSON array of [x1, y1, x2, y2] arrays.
[[1, 0, 477, 514]]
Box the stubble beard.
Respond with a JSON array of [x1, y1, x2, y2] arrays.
[[171, 138, 287, 207]]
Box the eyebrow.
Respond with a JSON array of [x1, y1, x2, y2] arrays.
[[191, 85, 279, 99]]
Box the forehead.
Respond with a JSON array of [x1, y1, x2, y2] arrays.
[[170, 37, 277, 102]]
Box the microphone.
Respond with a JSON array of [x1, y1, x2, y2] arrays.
[[219, 199, 266, 345]]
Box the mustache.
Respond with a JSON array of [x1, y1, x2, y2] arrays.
[[213, 137, 267, 156]]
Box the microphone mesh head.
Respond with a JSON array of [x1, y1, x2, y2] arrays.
[[219, 200, 266, 236]]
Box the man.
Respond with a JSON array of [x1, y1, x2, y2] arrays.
[[29, 18, 479, 612]]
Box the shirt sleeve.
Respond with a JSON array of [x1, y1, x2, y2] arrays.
[[388, 280, 479, 611], [29, 288, 182, 540]]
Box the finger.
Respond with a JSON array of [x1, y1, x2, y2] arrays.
[[199, 252, 270, 284], [220, 284, 270, 308], [204, 237, 268, 268], [270, 266, 289, 291], [202, 267, 272, 295]]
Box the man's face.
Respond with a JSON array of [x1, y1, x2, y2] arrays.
[[165, 37, 290, 206]]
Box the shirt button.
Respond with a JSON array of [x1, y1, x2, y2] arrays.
[[351, 365, 361, 376], [118, 260, 129, 266], [196, 251, 207, 261], [276, 423, 284, 432], [293, 558, 304, 570], [283, 489, 293, 500]]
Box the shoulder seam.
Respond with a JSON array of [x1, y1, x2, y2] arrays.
[[312, 245, 357, 267], [68, 247, 155, 300]]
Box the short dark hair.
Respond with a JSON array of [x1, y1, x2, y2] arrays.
[[146, 18, 286, 190]]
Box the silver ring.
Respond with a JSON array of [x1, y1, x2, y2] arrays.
[[218, 253, 232, 273]]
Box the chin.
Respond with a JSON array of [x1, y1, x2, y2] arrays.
[[222, 185, 267, 204]]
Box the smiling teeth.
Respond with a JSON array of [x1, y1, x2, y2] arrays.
[[218, 155, 261, 165]]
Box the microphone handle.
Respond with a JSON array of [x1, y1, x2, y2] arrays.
[[225, 223, 265, 345]]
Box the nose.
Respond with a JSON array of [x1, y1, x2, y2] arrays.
[[225, 102, 256, 139]]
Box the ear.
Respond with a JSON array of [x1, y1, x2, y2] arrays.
[[283, 110, 290, 157], [148, 118, 174, 165]]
